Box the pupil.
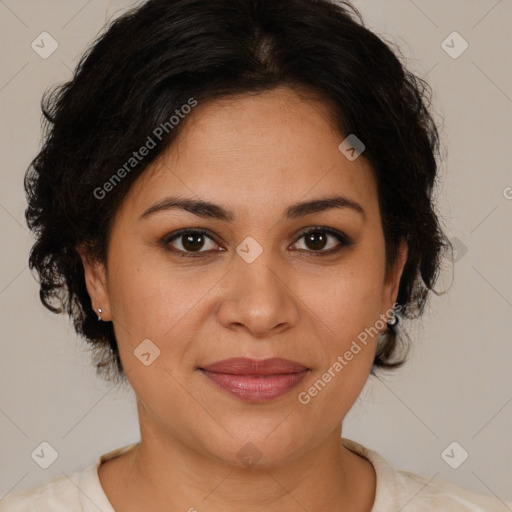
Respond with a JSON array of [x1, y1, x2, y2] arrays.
[[307, 232, 326, 250], [183, 234, 204, 251]]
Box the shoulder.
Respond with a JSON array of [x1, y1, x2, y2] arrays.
[[340, 437, 512, 512], [0, 469, 85, 511], [394, 469, 512, 512], [0, 443, 137, 512]]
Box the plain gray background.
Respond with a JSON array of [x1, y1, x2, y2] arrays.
[[1, 0, 511, 506]]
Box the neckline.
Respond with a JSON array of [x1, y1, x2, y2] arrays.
[[78, 443, 139, 512], [78, 438, 396, 511], [340, 437, 397, 509]]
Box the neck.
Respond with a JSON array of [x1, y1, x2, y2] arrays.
[[98, 403, 376, 512]]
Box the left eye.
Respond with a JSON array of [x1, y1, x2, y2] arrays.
[[291, 228, 351, 255]]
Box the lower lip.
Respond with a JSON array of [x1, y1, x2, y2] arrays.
[[199, 369, 309, 402]]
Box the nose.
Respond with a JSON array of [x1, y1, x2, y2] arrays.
[[215, 248, 300, 338]]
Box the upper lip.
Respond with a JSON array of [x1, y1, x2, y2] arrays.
[[200, 357, 309, 375]]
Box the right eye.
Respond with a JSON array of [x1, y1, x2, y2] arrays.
[[162, 228, 223, 257]]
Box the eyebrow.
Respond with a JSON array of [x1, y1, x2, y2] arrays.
[[139, 194, 366, 222]]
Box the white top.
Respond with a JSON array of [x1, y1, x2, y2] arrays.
[[1, 438, 510, 511]]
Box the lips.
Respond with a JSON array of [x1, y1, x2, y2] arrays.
[[200, 357, 309, 375], [199, 357, 310, 402]]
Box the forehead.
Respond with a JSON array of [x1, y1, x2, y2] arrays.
[[119, 86, 378, 223]]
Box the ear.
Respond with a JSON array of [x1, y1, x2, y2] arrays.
[[77, 244, 111, 321], [381, 239, 408, 316]]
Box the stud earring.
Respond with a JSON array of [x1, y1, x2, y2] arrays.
[[97, 308, 102, 321], [387, 309, 397, 326]]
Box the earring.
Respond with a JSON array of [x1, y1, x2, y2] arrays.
[[97, 308, 102, 321], [387, 309, 397, 326]]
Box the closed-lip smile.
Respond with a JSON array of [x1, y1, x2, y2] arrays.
[[198, 357, 310, 402]]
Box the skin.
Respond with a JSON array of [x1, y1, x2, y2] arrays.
[[80, 85, 407, 512]]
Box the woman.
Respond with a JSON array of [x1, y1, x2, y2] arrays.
[[1, 0, 509, 510]]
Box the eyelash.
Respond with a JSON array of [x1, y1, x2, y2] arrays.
[[161, 227, 353, 258]]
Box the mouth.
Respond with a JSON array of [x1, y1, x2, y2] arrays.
[[198, 357, 310, 402]]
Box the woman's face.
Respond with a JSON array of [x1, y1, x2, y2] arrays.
[[83, 85, 406, 467]]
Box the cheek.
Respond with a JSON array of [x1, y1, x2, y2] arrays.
[[296, 246, 387, 389], [305, 258, 386, 338], [107, 241, 188, 335], [294, 271, 383, 423], [106, 248, 215, 384]]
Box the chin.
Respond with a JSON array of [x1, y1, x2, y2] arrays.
[[199, 422, 312, 470]]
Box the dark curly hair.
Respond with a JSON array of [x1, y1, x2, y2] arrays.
[[24, 0, 449, 385]]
